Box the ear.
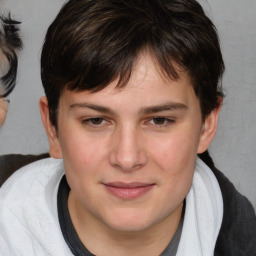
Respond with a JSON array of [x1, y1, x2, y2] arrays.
[[39, 96, 62, 159], [197, 100, 222, 154], [0, 98, 8, 127]]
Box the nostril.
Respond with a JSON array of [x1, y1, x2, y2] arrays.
[[109, 148, 147, 172], [109, 127, 147, 171]]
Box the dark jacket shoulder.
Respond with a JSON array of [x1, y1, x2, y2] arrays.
[[0, 153, 50, 186], [199, 151, 256, 256]]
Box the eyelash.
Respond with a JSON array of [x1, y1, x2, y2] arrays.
[[81, 117, 107, 126], [81, 116, 175, 128], [146, 117, 175, 127]]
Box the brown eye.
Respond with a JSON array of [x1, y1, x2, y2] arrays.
[[147, 117, 175, 127], [152, 117, 167, 125], [90, 117, 104, 125], [82, 117, 106, 126]]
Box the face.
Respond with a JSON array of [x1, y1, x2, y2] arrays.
[[0, 97, 8, 127], [0, 50, 9, 127], [41, 53, 220, 235]]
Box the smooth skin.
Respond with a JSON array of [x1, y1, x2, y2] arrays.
[[40, 52, 221, 256], [0, 50, 9, 127], [0, 97, 8, 127]]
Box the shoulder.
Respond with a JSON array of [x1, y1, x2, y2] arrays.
[[212, 167, 256, 256], [0, 157, 64, 211], [213, 167, 255, 217], [0, 157, 64, 201], [199, 151, 256, 255], [0, 153, 50, 186], [0, 158, 68, 255]]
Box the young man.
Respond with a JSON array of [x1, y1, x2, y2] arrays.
[[0, 0, 255, 255], [0, 14, 22, 127]]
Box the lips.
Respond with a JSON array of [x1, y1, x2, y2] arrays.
[[103, 182, 155, 200]]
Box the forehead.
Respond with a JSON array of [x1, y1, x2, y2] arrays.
[[59, 52, 199, 114]]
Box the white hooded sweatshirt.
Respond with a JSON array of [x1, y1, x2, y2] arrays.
[[0, 157, 223, 256]]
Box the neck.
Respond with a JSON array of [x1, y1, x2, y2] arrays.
[[68, 192, 183, 256]]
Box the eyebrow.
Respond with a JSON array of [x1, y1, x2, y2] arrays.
[[69, 103, 115, 115], [69, 102, 187, 115], [140, 102, 188, 114]]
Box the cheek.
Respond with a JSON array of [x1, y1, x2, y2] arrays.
[[149, 126, 201, 200], [61, 137, 94, 171], [59, 127, 108, 177], [149, 129, 199, 171], [60, 133, 99, 198], [150, 135, 197, 204]]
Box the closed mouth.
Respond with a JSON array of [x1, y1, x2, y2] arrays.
[[103, 182, 155, 199]]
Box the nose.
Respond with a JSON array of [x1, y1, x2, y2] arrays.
[[109, 125, 147, 172]]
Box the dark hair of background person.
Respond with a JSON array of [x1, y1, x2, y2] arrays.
[[0, 13, 23, 98], [41, 0, 225, 129]]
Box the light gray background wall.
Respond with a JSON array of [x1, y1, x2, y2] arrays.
[[0, 0, 255, 209]]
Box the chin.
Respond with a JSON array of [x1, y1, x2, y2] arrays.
[[102, 209, 157, 233]]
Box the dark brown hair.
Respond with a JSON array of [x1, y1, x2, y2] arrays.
[[41, 0, 224, 127], [0, 14, 22, 98]]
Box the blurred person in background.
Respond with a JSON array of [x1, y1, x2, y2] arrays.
[[0, 14, 49, 184], [0, 13, 22, 127]]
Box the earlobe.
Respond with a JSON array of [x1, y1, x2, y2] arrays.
[[0, 98, 9, 127], [197, 101, 222, 154], [39, 96, 63, 159]]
